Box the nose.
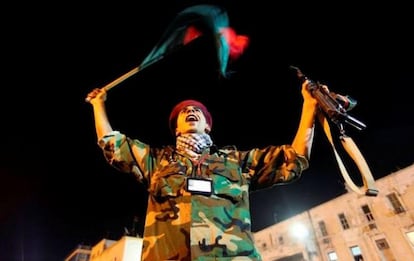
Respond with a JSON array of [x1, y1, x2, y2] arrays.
[[184, 106, 196, 113]]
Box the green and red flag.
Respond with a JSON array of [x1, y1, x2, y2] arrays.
[[140, 4, 249, 77], [87, 4, 249, 99]]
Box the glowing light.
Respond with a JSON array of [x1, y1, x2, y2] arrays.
[[290, 222, 309, 240]]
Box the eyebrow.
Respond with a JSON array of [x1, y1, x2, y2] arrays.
[[181, 106, 201, 111]]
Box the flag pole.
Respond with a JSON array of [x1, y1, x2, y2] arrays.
[[84, 56, 163, 103], [103, 66, 140, 92], [84, 66, 139, 103]]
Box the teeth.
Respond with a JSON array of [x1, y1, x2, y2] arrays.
[[186, 115, 197, 121]]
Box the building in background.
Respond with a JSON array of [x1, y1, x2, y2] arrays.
[[65, 163, 414, 261], [253, 163, 414, 261], [64, 236, 142, 261], [64, 244, 91, 261]]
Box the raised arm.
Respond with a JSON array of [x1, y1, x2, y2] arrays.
[[86, 88, 114, 141], [291, 80, 319, 160]]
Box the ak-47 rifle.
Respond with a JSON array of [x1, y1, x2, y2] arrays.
[[290, 66, 378, 197], [290, 65, 366, 131]]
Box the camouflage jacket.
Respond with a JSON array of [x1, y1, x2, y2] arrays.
[[98, 131, 309, 261]]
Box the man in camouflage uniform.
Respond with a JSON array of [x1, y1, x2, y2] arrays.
[[86, 79, 318, 260]]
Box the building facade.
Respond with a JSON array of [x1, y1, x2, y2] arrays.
[[64, 236, 143, 261], [64, 244, 91, 261], [253, 163, 414, 261]]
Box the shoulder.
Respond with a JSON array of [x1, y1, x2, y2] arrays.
[[214, 145, 248, 160]]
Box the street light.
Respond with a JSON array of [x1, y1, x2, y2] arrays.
[[290, 219, 320, 261], [291, 222, 309, 240]]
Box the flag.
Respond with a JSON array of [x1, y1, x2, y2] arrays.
[[140, 4, 249, 77]]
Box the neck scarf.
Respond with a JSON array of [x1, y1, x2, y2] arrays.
[[176, 133, 213, 158]]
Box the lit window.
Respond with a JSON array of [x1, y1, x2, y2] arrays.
[[350, 245, 363, 260], [406, 231, 414, 247], [328, 251, 338, 261]]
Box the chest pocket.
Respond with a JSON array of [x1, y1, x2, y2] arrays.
[[207, 156, 246, 203], [149, 160, 188, 199], [149, 153, 246, 203]]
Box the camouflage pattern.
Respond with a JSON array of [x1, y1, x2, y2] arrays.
[[99, 131, 309, 261]]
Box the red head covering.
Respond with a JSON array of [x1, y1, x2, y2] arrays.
[[169, 100, 212, 135]]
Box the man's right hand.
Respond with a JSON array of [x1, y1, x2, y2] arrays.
[[85, 88, 107, 104]]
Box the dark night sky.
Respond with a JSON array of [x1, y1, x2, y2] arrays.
[[1, 1, 414, 260]]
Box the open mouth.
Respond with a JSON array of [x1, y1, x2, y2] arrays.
[[185, 114, 198, 122]]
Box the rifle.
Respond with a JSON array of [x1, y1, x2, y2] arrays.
[[290, 66, 378, 197], [290, 65, 366, 132]]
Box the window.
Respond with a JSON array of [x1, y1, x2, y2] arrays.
[[327, 251, 338, 261], [338, 213, 350, 230], [278, 235, 284, 245], [361, 204, 375, 221], [406, 231, 414, 247], [361, 204, 377, 229], [386, 192, 405, 214], [318, 220, 328, 236], [375, 238, 396, 260], [350, 245, 363, 261], [375, 239, 389, 250]]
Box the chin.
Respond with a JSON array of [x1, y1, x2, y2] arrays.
[[183, 129, 203, 134]]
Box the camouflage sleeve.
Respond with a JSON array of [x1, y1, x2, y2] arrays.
[[242, 145, 309, 190], [97, 131, 152, 183]]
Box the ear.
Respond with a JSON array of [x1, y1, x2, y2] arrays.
[[205, 124, 211, 134]]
